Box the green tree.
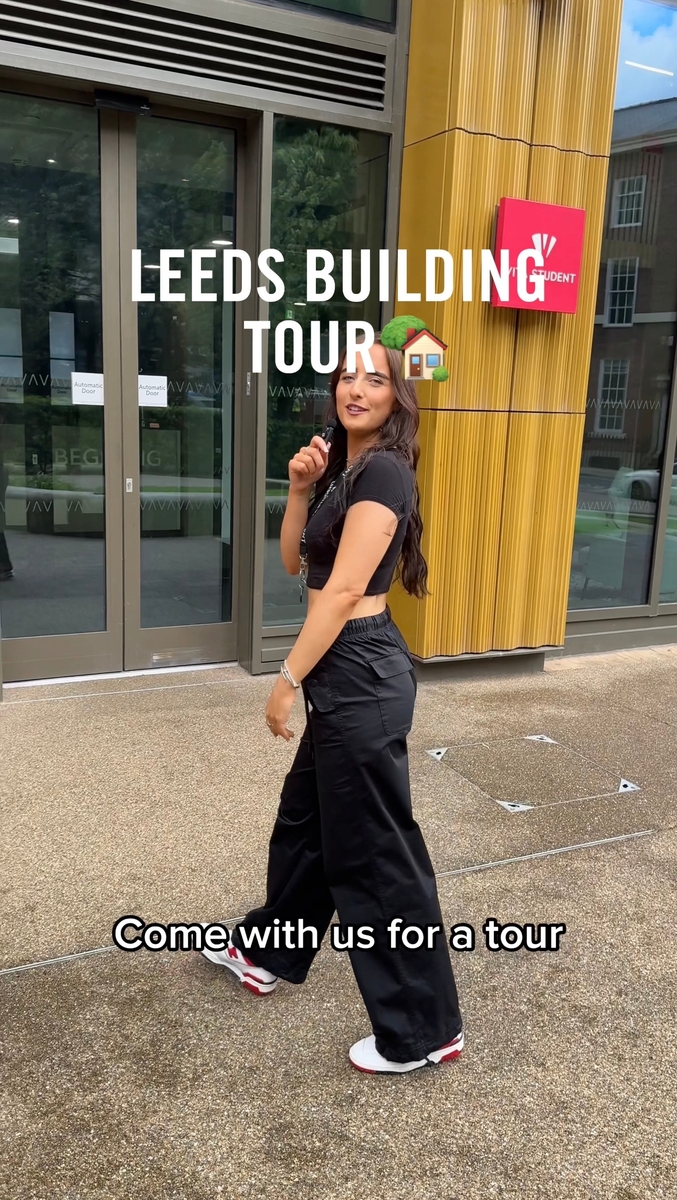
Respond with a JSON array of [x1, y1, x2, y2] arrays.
[[268, 122, 377, 420], [380, 315, 428, 349]]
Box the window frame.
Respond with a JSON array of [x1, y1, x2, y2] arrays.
[[604, 256, 639, 327], [594, 358, 629, 437], [249, 0, 397, 29], [610, 174, 647, 229]]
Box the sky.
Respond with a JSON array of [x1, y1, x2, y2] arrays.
[[615, 0, 677, 108]]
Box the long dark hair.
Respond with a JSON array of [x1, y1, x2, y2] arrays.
[[313, 340, 429, 598]]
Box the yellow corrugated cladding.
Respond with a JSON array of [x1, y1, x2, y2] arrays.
[[493, 413, 586, 648], [404, 0, 542, 144], [391, 0, 623, 658], [399, 131, 529, 413], [388, 411, 508, 657], [512, 151, 609, 415]]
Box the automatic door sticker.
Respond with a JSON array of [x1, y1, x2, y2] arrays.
[[495, 800, 533, 813], [71, 372, 104, 406], [138, 375, 168, 407], [524, 734, 557, 744], [426, 747, 448, 761], [618, 779, 640, 792]]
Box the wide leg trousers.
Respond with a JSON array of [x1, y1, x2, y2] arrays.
[[233, 609, 463, 1063]]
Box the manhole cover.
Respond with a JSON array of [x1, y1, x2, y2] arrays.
[[441, 738, 625, 807]]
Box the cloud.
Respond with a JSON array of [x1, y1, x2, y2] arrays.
[[616, 1, 677, 109]]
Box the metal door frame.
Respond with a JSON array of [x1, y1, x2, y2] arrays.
[[117, 103, 247, 670], [0, 84, 250, 681], [0, 94, 125, 682]]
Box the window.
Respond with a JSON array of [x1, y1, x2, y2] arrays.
[[569, 0, 677, 613], [258, 0, 396, 24], [594, 360, 628, 435], [612, 175, 646, 227], [426, 354, 440, 367], [605, 257, 638, 325], [262, 117, 389, 625]]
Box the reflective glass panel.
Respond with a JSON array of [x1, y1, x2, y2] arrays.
[[257, 0, 395, 22], [262, 117, 388, 625], [136, 117, 235, 628], [568, 0, 677, 609], [0, 94, 104, 638]]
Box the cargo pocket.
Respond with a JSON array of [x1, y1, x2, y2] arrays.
[[304, 669, 336, 714], [368, 652, 416, 736]]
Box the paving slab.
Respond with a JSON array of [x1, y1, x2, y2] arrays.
[[1, 643, 676, 1198], [1, 663, 247, 702], [0, 830, 674, 1200], [440, 736, 624, 805], [0, 672, 665, 968]]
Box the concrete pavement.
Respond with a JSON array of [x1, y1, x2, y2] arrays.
[[1, 646, 676, 1199]]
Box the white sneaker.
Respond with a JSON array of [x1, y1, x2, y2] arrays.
[[348, 1031, 464, 1074], [201, 942, 279, 995]]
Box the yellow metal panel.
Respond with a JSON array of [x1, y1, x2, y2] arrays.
[[389, 411, 509, 657], [397, 135, 449, 340], [397, 130, 529, 412], [532, 0, 624, 154], [404, 0, 456, 146], [405, 0, 541, 146], [511, 150, 610, 412], [397, 0, 622, 659], [493, 413, 586, 648]]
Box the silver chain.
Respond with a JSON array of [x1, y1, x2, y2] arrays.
[[298, 466, 353, 602]]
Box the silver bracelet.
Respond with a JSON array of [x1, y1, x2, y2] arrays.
[[280, 660, 300, 689]]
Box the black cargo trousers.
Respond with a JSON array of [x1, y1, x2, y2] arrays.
[[232, 609, 463, 1063]]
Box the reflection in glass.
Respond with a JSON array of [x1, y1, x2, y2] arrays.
[[615, 1, 676, 110], [568, 0, 677, 609], [136, 117, 235, 628], [255, 0, 395, 23], [0, 94, 104, 638], [658, 459, 677, 599], [263, 118, 389, 625]]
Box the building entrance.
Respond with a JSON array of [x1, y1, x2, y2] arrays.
[[0, 90, 239, 681]]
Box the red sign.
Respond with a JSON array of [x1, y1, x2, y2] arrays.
[[492, 197, 586, 313]]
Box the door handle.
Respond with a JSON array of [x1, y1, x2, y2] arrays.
[[126, 478, 134, 493]]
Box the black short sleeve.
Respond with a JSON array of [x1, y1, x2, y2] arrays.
[[347, 453, 413, 520], [303, 450, 415, 594]]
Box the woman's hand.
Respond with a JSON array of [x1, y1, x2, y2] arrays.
[[265, 676, 297, 740], [288, 436, 329, 494]]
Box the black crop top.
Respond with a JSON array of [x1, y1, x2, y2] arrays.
[[303, 450, 415, 594]]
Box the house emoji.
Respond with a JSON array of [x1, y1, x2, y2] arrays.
[[402, 328, 447, 379]]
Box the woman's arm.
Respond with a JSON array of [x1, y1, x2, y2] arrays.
[[279, 435, 330, 576], [266, 500, 399, 739], [279, 487, 310, 576]]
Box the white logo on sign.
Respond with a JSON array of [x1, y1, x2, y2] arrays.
[[532, 233, 557, 259]]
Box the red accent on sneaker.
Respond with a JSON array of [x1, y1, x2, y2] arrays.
[[436, 1036, 463, 1062], [241, 979, 274, 997], [228, 946, 256, 968]]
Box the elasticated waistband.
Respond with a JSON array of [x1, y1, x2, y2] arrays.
[[337, 607, 392, 640]]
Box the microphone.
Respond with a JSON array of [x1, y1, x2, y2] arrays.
[[320, 418, 337, 448]]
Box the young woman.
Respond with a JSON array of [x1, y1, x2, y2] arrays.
[[203, 340, 463, 1074]]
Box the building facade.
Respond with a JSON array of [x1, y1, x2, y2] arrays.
[[0, 0, 676, 688]]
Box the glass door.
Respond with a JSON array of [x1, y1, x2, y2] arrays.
[[0, 91, 123, 681], [0, 95, 239, 682], [120, 110, 238, 670]]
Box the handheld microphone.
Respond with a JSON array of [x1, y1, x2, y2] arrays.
[[320, 418, 337, 449]]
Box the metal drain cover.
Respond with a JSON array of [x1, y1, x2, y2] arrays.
[[441, 737, 635, 807]]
